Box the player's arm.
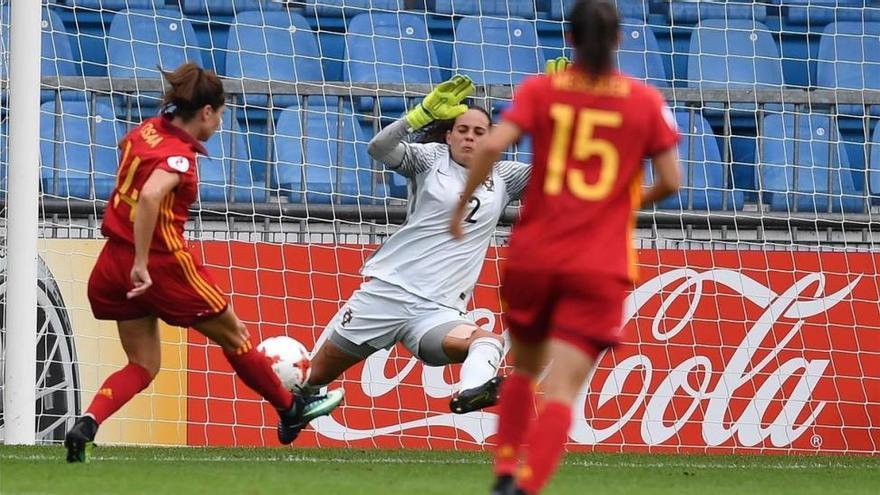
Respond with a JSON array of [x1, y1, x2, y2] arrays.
[[127, 168, 180, 299], [369, 75, 474, 177], [641, 147, 681, 207], [450, 120, 523, 239]]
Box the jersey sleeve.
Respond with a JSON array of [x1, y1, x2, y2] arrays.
[[495, 160, 531, 201], [395, 142, 446, 179], [501, 76, 542, 133], [368, 117, 444, 179], [155, 153, 197, 176], [645, 93, 680, 157]]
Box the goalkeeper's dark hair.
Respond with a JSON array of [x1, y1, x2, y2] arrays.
[[416, 106, 492, 144], [160, 62, 226, 121], [568, 0, 620, 77]]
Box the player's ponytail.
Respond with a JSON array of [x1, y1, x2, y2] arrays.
[[416, 105, 492, 144], [568, 0, 620, 78], [160, 62, 226, 121]]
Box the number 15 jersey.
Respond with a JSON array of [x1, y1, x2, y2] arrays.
[[502, 69, 679, 282]]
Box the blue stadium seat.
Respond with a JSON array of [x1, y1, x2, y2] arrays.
[[66, 0, 163, 10], [199, 108, 265, 203], [868, 120, 880, 201], [777, 0, 880, 26], [816, 22, 880, 117], [181, 0, 283, 15], [668, 1, 767, 24], [618, 18, 667, 87], [274, 102, 375, 204], [452, 16, 542, 86], [647, 111, 743, 211], [225, 11, 323, 109], [0, 5, 78, 103], [40, 100, 123, 200], [687, 19, 783, 91], [304, 0, 403, 17], [759, 114, 864, 213], [344, 12, 441, 116], [106, 9, 204, 116], [549, 0, 647, 21], [433, 0, 536, 19]]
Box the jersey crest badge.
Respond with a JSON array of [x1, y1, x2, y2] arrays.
[[482, 176, 495, 192], [167, 156, 190, 173]]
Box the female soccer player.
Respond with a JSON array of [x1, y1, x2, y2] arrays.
[[451, 1, 682, 493], [304, 72, 549, 414], [64, 63, 342, 462]]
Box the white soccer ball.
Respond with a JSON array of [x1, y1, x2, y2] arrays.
[[257, 336, 311, 391]]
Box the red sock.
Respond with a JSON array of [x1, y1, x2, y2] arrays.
[[85, 362, 153, 425], [224, 340, 294, 411], [518, 401, 572, 494], [494, 372, 536, 476]]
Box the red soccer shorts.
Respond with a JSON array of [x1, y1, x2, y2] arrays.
[[88, 240, 228, 327], [501, 268, 630, 359]]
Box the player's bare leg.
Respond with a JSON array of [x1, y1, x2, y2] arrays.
[[306, 339, 365, 389], [514, 339, 595, 495], [194, 308, 343, 445], [442, 325, 506, 414], [66, 317, 160, 463], [491, 337, 545, 494]]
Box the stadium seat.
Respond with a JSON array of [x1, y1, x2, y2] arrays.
[[433, 0, 536, 19], [648, 111, 743, 211], [759, 114, 864, 213], [344, 12, 441, 116], [274, 102, 375, 204], [452, 16, 542, 86], [867, 120, 880, 201], [181, 0, 283, 16], [816, 22, 880, 117], [106, 9, 204, 117], [304, 0, 404, 17], [199, 108, 265, 203], [225, 11, 323, 109], [618, 18, 667, 87], [65, 0, 163, 10], [0, 5, 78, 103], [668, 1, 767, 24], [549, 0, 647, 21], [39, 100, 124, 200], [777, 0, 880, 26]]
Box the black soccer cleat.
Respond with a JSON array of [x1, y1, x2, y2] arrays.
[[64, 416, 98, 463], [450, 375, 504, 414], [277, 389, 345, 445], [490, 474, 516, 495]]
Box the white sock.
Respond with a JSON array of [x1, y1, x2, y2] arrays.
[[459, 337, 503, 392]]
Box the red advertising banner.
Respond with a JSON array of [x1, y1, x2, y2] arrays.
[[185, 243, 880, 454]]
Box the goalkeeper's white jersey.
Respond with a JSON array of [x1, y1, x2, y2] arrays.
[[362, 131, 530, 312]]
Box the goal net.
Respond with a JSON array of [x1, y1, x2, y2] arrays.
[[1, 0, 878, 454]]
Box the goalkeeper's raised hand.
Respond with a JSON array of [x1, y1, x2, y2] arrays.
[[545, 56, 572, 75], [406, 75, 475, 130]]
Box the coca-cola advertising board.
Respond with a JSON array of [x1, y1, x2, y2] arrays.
[[184, 244, 880, 454]]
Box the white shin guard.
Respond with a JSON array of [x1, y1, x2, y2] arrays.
[[458, 337, 504, 392]]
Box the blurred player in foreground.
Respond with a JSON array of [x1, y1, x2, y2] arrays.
[[451, 1, 682, 492], [64, 63, 342, 462]]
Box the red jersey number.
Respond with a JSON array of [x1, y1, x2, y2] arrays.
[[544, 104, 622, 201], [112, 140, 142, 222]]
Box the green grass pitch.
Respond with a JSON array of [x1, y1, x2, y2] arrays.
[[0, 445, 877, 494]]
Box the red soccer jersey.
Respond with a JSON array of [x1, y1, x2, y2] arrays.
[[502, 69, 679, 282], [102, 114, 207, 253]]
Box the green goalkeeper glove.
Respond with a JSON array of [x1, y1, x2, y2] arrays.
[[406, 75, 475, 130], [545, 56, 572, 75]]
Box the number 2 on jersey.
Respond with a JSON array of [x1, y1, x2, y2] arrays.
[[544, 105, 622, 201]]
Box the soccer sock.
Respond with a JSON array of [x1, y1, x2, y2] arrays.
[[85, 362, 153, 425], [223, 340, 294, 411], [493, 372, 535, 476], [459, 337, 504, 391], [518, 401, 573, 494]]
